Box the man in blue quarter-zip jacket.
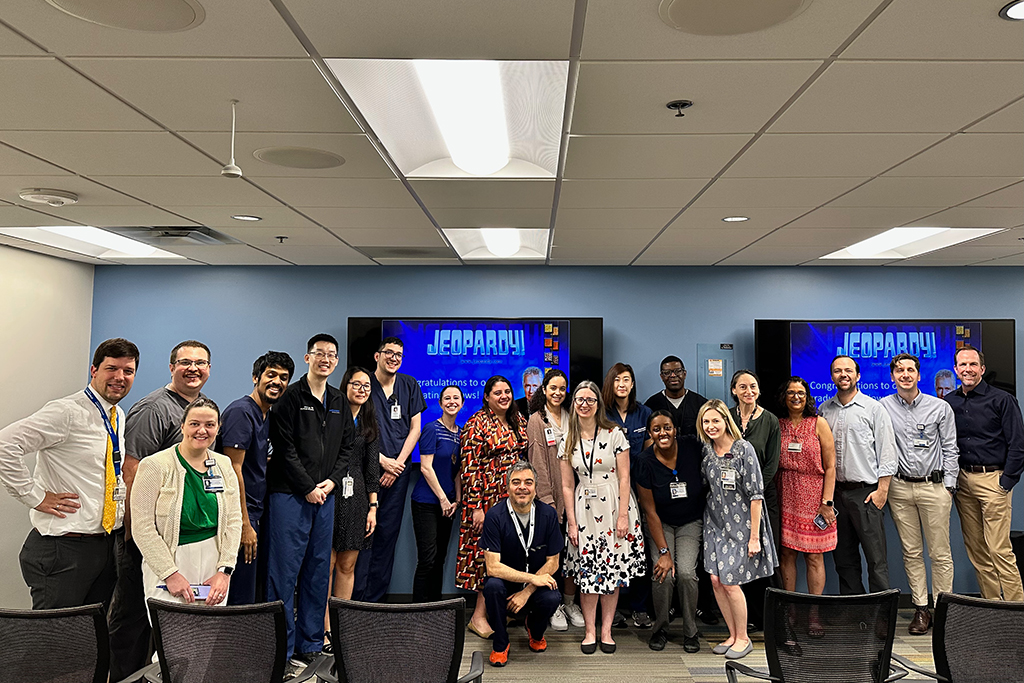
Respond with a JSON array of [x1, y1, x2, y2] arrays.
[[267, 333, 354, 677]]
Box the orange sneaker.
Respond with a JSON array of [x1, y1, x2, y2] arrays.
[[489, 645, 509, 667], [526, 625, 547, 652]]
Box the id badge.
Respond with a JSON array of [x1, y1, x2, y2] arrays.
[[913, 438, 929, 448], [787, 442, 802, 452], [582, 487, 598, 499], [204, 458, 216, 468], [203, 476, 225, 493], [544, 427, 556, 446], [112, 481, 127, 502], [669, 482, 687, 499], [721, 468, 737, 491], [342, 475, 354, 498], [390, 404, 402, 420]]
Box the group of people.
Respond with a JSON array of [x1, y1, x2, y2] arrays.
[[0, 335, 1021, 676]]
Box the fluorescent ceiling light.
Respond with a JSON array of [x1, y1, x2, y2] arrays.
[[722, 216, 749, 222], [1000, 0, 1024, 20], [442, 228, 548, 261], [231, 214, 262, 222], [821, 227, 1002, 260], [414, 60, 509, 176], [325, 59, 568, 178], [0, 226, 184, 260]]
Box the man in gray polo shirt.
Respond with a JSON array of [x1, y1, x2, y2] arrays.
[[819, 355, 898, 595], [880, 353, 958, 635], [108, 340, 211, 682]]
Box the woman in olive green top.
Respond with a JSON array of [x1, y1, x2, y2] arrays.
[[132, 397, 242, 610]]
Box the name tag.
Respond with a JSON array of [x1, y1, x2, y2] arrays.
[[203, 476, 225, 493], [390, 404, 402, 420], [913, 439, 929, 449], [582, 487, 598, 499], [669, 482, 687, 499], [112, 481, 127, 502], [788, 442, 802, 452], [341, 475, 354, 498], [721, 469, 736, 491], [544, 428, 556, 446]]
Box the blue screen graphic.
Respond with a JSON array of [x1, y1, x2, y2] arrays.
[[790, 321, 981, 407]]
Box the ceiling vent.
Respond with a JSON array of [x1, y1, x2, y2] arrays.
[[360, 246, 456, 259], [105, 225, 241, 247]]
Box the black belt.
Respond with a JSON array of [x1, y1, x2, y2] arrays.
[[963, 465, 1001, 473], [836, 480, 873, 491], [895, 472, 930, 483]]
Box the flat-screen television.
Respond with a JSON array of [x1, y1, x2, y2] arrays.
[[348, 317, 603, 460], [755, 319, 1016, 411]]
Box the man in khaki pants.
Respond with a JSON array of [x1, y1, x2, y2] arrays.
[[881, 354, 959, 634], [945, 345, 1024, 601]]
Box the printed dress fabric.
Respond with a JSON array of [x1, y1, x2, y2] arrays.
[[778, 416, 837, 553], [455, 407, 528, 591], [564, 427, 645, 594]]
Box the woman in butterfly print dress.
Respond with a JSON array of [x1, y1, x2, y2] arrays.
[[560, 381, 645, 654]]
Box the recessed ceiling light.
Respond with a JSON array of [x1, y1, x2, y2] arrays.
[[442, 228, 548, 261], [722, 216, 749, 222], [0, 226, 184, 260], [821, 227, 1002, 260], [231, 214, 262, 222], [481, 228, 520, 258], [253, 147, 345, 170], [1000, 0, 1024, 20], [45, 0, 206, 32]]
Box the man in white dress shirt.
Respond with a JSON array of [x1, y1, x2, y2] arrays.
[[0, 338, 139, 609]]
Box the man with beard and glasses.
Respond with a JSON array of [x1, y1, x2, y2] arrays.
[[217, 351, 294, 605], [111, 340, 211, 682]]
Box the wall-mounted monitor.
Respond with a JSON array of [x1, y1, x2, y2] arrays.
[[755, 319, 1016, 411]]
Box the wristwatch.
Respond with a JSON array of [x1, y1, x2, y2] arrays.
[[822, 500, 834, 507], [658, 547, 670, 556], [369, 502, 379, 508], [218, 566, 233, 576]]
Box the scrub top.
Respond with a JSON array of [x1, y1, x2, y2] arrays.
[[479, 500, 564, 574], [411, 419, 461, 504], [608, 403, 653, 456], [370, 372, 427, 460], [216, 395, 269, 518]]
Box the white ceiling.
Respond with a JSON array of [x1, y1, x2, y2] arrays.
[[0, 0, 1020, 267]]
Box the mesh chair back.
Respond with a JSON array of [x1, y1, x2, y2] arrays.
[[149, 599, 287, 683], [764, 588, 900, 683], [329, 598, 466, 683], [934, 592, 1024, 682], [0, 603, 108, 683]]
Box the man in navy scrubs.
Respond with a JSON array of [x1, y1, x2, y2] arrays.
[[352, 336, 426, 601], [481, 460, 562, 667], [644, 356, 706, 438]]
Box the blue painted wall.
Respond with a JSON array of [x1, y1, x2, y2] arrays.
[[92, 265, 1024, 597]]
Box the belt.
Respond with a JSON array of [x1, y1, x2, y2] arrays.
[[895, 472, 930, 483], [836, 480, 873, 491], [62, 532, 110, 538], [963, 465, 1001, 473]]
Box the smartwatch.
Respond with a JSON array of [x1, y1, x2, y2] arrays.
[[218, 566, 233, 576], [658, 547, 670, 556], [369, 502, 379, 508], [822, 500, 834, 507]]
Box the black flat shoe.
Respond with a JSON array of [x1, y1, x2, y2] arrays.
[[648, 630, 668, 651], [581, 641, 598, 655], [600, 641, 616, 654]]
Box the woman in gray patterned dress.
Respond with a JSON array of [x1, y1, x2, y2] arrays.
[[697, 399, 777, 661]]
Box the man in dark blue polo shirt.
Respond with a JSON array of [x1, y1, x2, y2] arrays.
[[217, 350, 293, 605], [480, 460, 562, 667], [946, 345, 1024, 601], [352, 336, 427, 602]]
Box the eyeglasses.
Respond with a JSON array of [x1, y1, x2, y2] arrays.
[[785, 390, 807, 398], [660, 369, 684, 377], [574, 397, 598, 407], [174, 359, 210, 369], [348, 382, 371, 392], [309, 351, 339, 361], [381, 349, 404, 360]]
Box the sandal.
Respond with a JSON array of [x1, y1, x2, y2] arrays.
[[468, 622, 494, 640]]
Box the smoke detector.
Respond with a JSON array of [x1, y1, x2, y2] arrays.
[[19, 189, 80, 207]]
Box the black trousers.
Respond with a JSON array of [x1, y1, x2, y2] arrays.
[[107, 529, 152, 681], [834, 484, 889, 594], [482, 577, 560, 652], [742, 485, 782, 627], [19, 529, 117, 610], [411, 500, 455, 603]]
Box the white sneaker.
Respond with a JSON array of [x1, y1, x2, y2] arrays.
[[564, 603, 585, 628], [549, 604, 569, 631]]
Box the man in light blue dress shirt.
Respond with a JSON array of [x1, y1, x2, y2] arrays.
[[819, 355, 898, 595]]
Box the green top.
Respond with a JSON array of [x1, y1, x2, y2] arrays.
[[176, 448, 219, 545], [729, 406, 781, 488]]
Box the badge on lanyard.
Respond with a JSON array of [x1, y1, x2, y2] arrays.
[[787, 442, 802, 452], [84, 387, 124, 502], [112, 479, 127, 502], [582, 487, 598, 499], [507, 499, 536, 553], [544, 427, 556, 447], [341, 475, 355, 498], [914, 424, 928, 448], [669, 481, 687, 499], [721, 467, 737, 491], [203, 474, 225, 493], [390, 403, 402, 420]]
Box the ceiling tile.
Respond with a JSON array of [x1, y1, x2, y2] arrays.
[[328, 227, 448, 248], [554, 228, 659, 247], [564, 135, 751, 179], [886, 133, 1024, 177], [25, 205, 199, 228], [69, 58, 360, 133], [573, 61, 820, 134], [828, 177, 1017, 207], [750, 227, 884, 248], [259, 243, 375, 265], [159, 244, 288, 265], [971, 252, 1024, 266], [0, 175, 142, 206], [258, 178, 416, 208], [693, 177, 867, 208], [1, 0, 306, 57], [374, 257, 460, 266], [431, 208, 551, 229], [0, 203, 76, 227], [548, 245, 634, 265], [648, 225, 768, 248], [726, 133, 944, 178], [0, 22, 43, 56], [842, 0, 1024, 60], [904, 207, 1024, 229], [632, 244, 737, 265], [302, 207, 434, 230], [180, 132, 393, 178], [555, 208, 680, 230], [718, 245, 833, 265], [92, 175, 283, 207], [967, 99, 1024, 134], [581, 0, 881, 60], [558, 179, 707, 209], [288, 0, 575, 59], [0, 131, 218, 176], [411, 180, 555, 209], [897, 245, 1023, 265], [961, 181, 1024, 208], [771, 61, 1024, 133], [0, 57, 157, 131], [216, 225, 342, 247], [0, 142, 71, 176], [669, 207, 811, 232], [954, 227, 1023, 247], [162, 205, 318, 229], [787, 206, 946, 228]]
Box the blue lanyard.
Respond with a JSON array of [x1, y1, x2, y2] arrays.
[[84, 387, 122, 475]]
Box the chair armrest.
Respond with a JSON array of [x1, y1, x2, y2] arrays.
[[457, 651, 484, 683], [312, 655, 338, 683], [890, 653, 947, 682], [884, 663, 908, 682], [725, 661, 780, 683], [292, 654, 329, 683], [112, 662, 160, 683]]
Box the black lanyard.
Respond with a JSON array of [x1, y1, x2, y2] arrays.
[[582, 434, 598, 478], [84, 387, 121, 475]]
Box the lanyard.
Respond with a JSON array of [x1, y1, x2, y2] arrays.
[[507, 498, 536, 552], [582, 434, 598, 478], [84, 387, 121, 474]]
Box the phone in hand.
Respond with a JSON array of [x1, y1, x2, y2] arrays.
[[157, 583, 212, 600], [813, 508, 838, 530]]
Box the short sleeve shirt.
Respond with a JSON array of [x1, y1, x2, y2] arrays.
[[412, 419, 461, 504], [125, 387, 199, 459], [634, 438, 706, 527], [216, 395, 269, 517], [370, 373, 427, 460], [608, 404, 653, 456], [480, 499, 564, 575]]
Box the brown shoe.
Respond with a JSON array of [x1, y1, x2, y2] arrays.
[[908, 607, 932, 635]]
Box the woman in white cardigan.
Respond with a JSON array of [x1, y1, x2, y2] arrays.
[[131, 397, 242, 609]]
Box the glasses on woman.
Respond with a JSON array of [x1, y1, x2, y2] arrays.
[[348, 382, 371, 392], [574, 397, 598, 407], [785, 390, 807, 398]]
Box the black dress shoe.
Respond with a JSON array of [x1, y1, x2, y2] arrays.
[[683, 635, 700, 653], [649, 630, 668, 651], [581, 641, 598, 654], [600, 641, 616, 654]]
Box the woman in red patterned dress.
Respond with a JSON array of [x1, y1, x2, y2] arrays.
[[776, 377, 837, 617], [457, 375, 529, 638]]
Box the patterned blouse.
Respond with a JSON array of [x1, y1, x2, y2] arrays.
[[460, 407, 529, 509]]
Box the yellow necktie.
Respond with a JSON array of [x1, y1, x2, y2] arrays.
[[102, 407, 117, 533]]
